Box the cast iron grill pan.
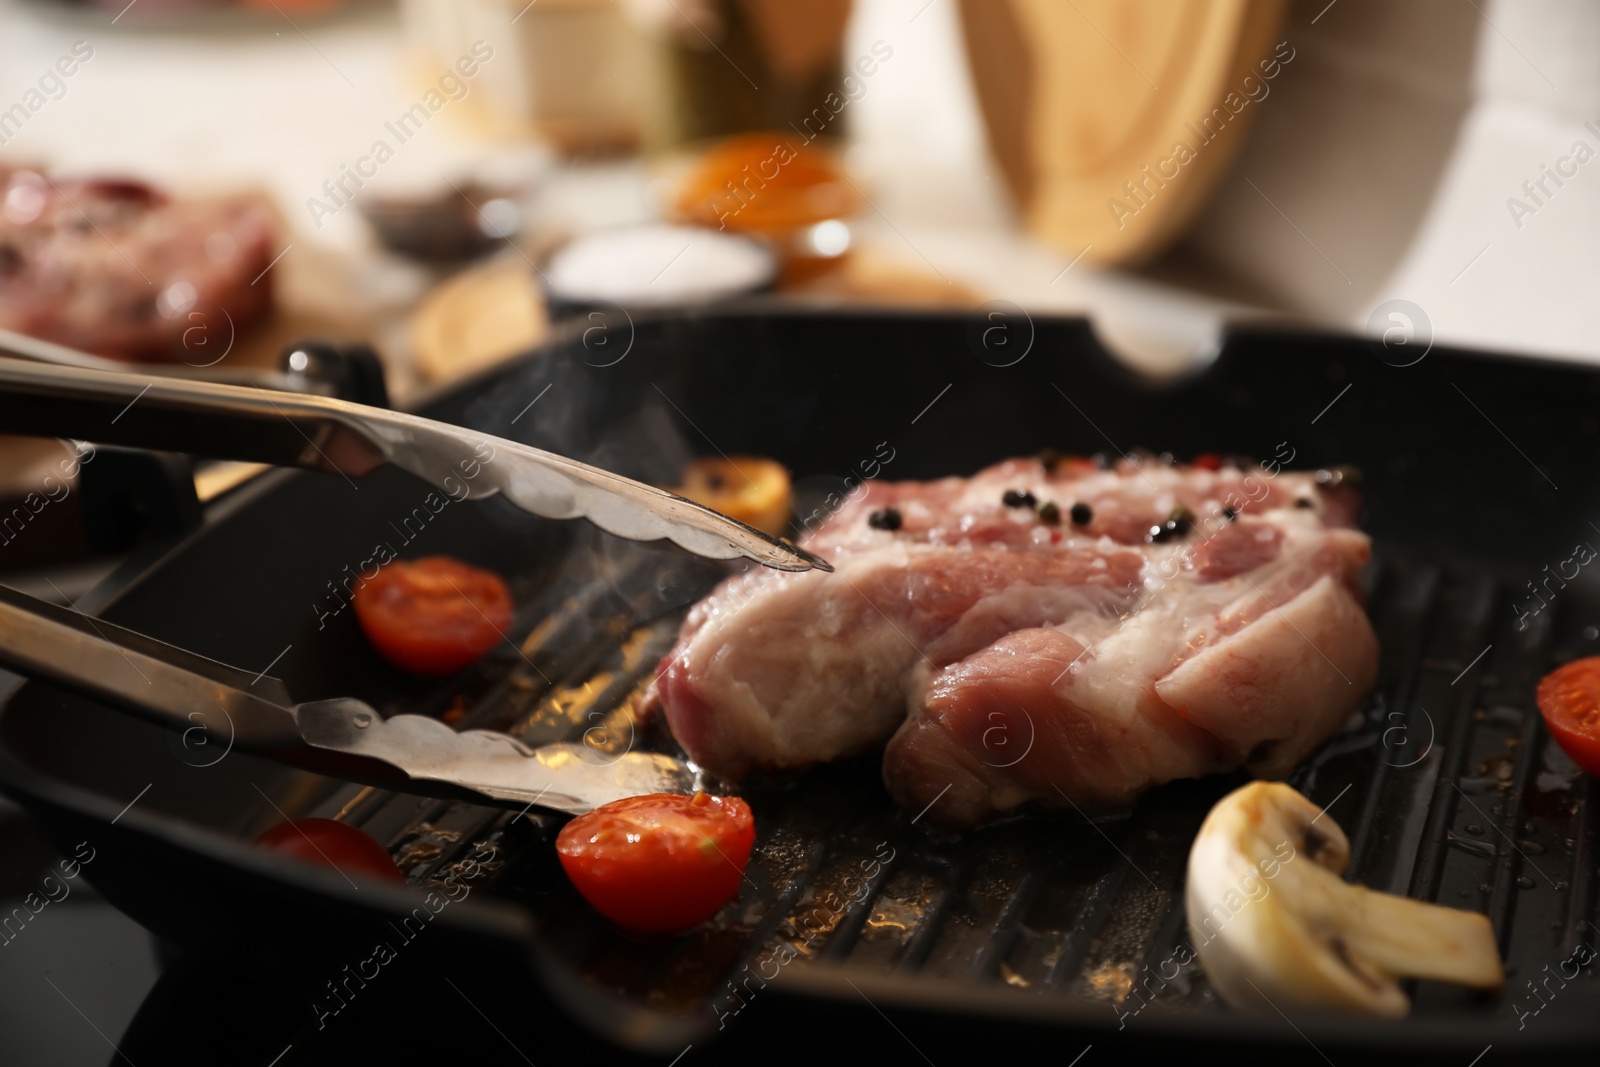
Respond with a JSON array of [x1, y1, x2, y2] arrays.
[[3, 308, 1599, 1062]]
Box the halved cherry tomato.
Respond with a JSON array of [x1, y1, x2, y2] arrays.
[[253, 818, 405, 884], [1537, 657, 1600, 776], [673, 456, 792, 537], [555, 792, 755, 933], [352, 556, 512, 676]]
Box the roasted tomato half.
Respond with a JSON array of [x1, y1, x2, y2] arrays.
[[555, 792, 755, 933], [1537, 656, 1600, 776], [352, 556, 513, 676], [253, 818, 405, 884]]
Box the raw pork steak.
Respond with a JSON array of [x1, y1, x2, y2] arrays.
[[643, 455, 1377, 830]]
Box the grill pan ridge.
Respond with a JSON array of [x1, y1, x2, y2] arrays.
[[2, 307, 1599, 1061]]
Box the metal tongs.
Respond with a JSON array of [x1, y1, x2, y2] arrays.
[[0, 328, 830, 574], [0, 582, 693, 814]]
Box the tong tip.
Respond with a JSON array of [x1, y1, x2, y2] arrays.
[[774, 539, 833, 573]]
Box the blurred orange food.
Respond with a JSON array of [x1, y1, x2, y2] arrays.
[[673, 133, 860, 283], [673, 456, 792, 538]]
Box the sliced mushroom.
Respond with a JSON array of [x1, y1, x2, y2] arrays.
[[1186, 781, 1503, 1017]]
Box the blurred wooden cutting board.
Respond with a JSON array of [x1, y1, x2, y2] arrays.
[[959, 0, 1288, 266]]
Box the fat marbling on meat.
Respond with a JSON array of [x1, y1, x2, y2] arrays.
[[643, 455, 1377, 830]]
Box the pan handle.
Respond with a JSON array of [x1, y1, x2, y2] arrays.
[[0, 582, 303, 749]]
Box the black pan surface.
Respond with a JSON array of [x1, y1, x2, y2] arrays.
[[3, 306, 1599, 1064]]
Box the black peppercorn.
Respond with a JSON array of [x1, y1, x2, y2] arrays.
[[1148, 523, 1172, 544], [1038, 502, 1061, 525], [1002, 489, 1037, 509], [1039, 449, 1062, 473], [867, 507, 903, 531], [1295, 498, 1315, 509], [1221, 506, 1237, 522], [1070, 502, 1093, 526], [1166, 506, 1194, 536]]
